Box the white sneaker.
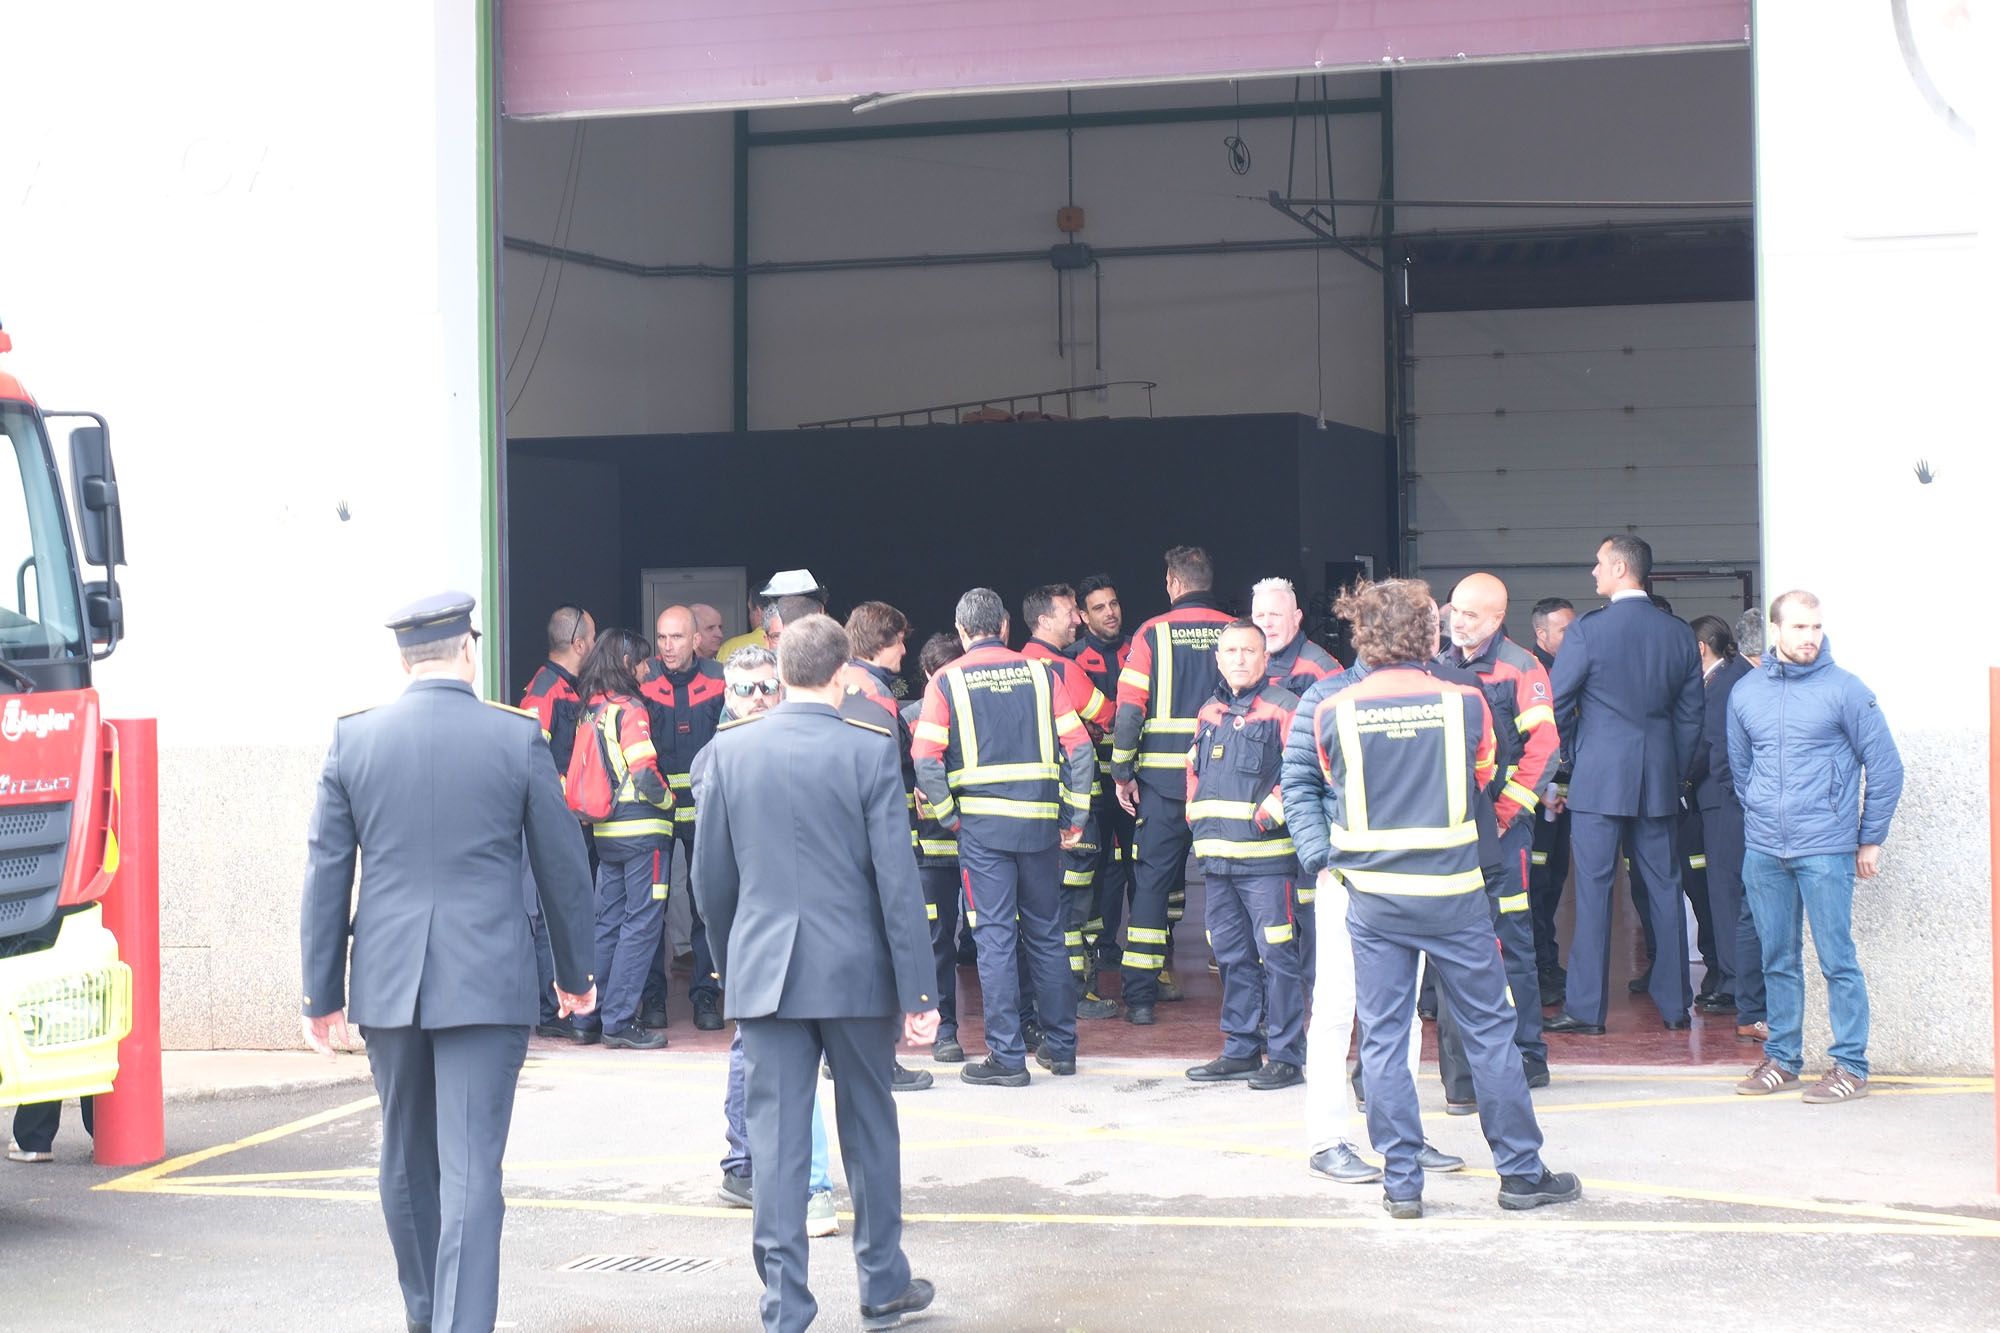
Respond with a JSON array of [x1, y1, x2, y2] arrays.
[[7, 1140, 52, 1164], [806, 1189, 839, 1238]]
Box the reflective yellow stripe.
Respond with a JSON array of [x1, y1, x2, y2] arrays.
[[1340, 866, 1485, 897], [1531, 851, 1549, 866], [622, 740, 657, 765], [1502, 780, 1540, 812], [1070, 956, 1088, 972], [1032, 667, 1057, 770], [652, 882, 669, 901], [595, 817, 674, 838], [1063, 931, 1084, 946], [1328, 822, 1478, 852], [915, 719, 951, 746], [1083, 685, 1109, 721], [958, 796, 1058, 819], [965, 910, 978, 927], [1258, 792, 1287, 826], [1135, 752, 1187, 770], [945, 669, 980, 769], [1689, 854, 1708, 870], [1443, 694, 1468, 824], [1296, 887, 1317, 904], [1061, 789, 1092, 811], [950, 761, 1061, 785], [1063, 869, 1096, 886], [667, 772, 693, 789], [918, 839, 960, 857], [673, 807, 697, 822], [1498, 892, 1529, 913], [1119, 666, 1150, 691], [925, 903, 939, 921], [1110, 745, 1139, 765], [1192, 837, 1297, 859], [1142, 718, 1199, 736], [1155, 622, 1174, 722], [1334, 699, 1368, 832], [1123, 950, 1165, 969], [1264, 923, 1295, 944], [1187, 799, 1260, 821], [930, 793, 957, 819], [1127, 926, 1169, 945], [1515, 704, 1556, 732]]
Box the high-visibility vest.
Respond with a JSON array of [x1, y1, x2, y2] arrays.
[[1111, 597, 1233, 791], [1186, 682, 1299, 874]]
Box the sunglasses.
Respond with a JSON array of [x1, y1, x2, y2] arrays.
[[729, 679, 781, 698]]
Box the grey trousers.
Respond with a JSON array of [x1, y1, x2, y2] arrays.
[[361, 1023, 530, 1333], [740, 1015, 911, 1333]]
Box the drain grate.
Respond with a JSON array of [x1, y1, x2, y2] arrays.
[[557, 1254, 729, 1277]]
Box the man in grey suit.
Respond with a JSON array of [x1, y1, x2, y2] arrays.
[[301, 592, 597, 1333], [694, 613, 939, 1333], [1546, 538, 1705, 1035]]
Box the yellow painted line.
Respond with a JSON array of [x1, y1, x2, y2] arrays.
[[95, 1094, 381, 1193], [1537, 1086, 1983, 1116]]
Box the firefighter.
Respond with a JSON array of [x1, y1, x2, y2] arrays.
[[1306, 578, 1579, 1218], [1110, 546, 1233, 1024], [573, 627, 675, 1050], [1067, 572, 1136, 1016], [912, 588, 1094, 1085], [637, 605, 730, 1031], [1527, 596, 1577, 1006], [1441, 572, 1559, 1088], [1251, 576, 1343, 693], [520, 603, 598, 1042], [1182, 620, 1307, 1090], [1018, 584, 1117, 1010], [904, 632, 968, 1062]]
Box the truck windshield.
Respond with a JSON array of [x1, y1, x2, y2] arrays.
[[0, 403, 86, 661]]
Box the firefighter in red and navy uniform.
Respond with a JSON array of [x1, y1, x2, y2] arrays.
[[1066, 573, 1135, 1015], [904, 632, 969, 1063], [1110, 546, 1233, 1023], [637, 605, 730, 1030], [1441, 573, 1560, 1086], [912, 588, 1095, 1085], [1252, 576, 1343, 694], [1182, 620, 1308, 1090], [519, 603, 597, 1040], [1018, 584, 1117, 1001]]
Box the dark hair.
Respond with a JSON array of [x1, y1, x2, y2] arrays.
[[1219, 618, 1264, 641], [1077, 573, 1118, 605], [1022, 583, 1076, 632], [777, 613, 850, 688], [1335, 579, 1437, 668], [578, 627, 647, 700], [1164, 545, 1213, 591], [1689, 614, 1736, 661], [772, 593, 826, 628], [1529, 597, 1573, 632], [1600, 534, 1653, 584], [545, 604, 589, 653], [919, 631, 963, 681], [845, 601, 909, 661], [954, 587, 1007, 640], [1649, 593, 1674, 615]]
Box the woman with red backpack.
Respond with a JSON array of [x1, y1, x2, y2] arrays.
[[567, 627, 676, 1049]]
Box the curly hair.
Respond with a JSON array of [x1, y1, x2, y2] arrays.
[[1334, 578, 1438, 668]]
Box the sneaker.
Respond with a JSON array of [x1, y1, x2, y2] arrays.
[[806, 1189, 839, 1238], [1416, 1142, 1465, 1173], [638, 1006, 671, 1030], [1034, 1042, 1077, 1076], [1735, 1058, 1800, 1096], [1382, 1194, 1424, 1220], [1309, 1142, 1382, 1184], [1498, 1169, 1583, 1210], [1801, 1066, 1869, 1104], [933, 1037, 966, 1064], [892, 1062, 934, 1092], [1125, 1004, 1156, 1026], [1077, 993, 1122, 1020], [717, 1169, 753, 1208], [1736, 1020, 1770, 1042], [692, 994, 724, 1032], [860, 1278, 936, 1331], [1247, 1060, 1303, 1091], [1157, 972, 1185, 1003], [960, 1057, 1030, 1088], [1186, 1054, 1262, 1083], [603, 1026, 667, 1050], [6, 1141, 52, 1164]]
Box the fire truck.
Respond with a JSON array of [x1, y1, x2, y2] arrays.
[[0, 320, 132, 1111]]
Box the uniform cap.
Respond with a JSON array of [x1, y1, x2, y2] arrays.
[[759, 568, 822, 597], [386, 591, 478, 647]]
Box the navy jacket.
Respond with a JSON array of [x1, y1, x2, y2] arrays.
[[1548, 596, 1704, 818], [1686, 654, 1751, 811], [1725, 637, 1903, 858]]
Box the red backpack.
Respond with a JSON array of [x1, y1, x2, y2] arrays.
[[564, 700, 628, 823]]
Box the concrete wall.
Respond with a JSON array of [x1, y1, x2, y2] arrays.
[[1753, 4, 1993, 1073]]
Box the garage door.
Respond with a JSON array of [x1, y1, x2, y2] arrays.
[[1409, 301, 1757, 637]]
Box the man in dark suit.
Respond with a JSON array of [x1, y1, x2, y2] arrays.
[[694, 613, 939, 1333], [301, 592, 598, 1333], [1546, 538, 1704, 1034], [1686, 613, 1764, 1036]]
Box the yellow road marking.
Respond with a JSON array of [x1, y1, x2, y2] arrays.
[[96, 1095, 381, 1193]]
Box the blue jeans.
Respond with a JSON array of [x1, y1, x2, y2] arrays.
[[723, 1027, 831, 1192], [1741, 850, 1869, 1078]]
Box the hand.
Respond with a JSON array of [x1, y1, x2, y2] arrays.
[[557, 985, 598, 1018], [1856, 844, 1884, 880], [1315, 867, 1338, 894], [1116, 778, 1139, 815], [903, 1009, 940, 1045], [1544, 791, 1566, 815], [303, 1010, 354, 1057], [1059, 824, 1083, 850]]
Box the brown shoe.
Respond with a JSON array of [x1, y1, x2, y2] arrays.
[[1736, 1021, 1769, 1042], [1736, 1058, 1800, 1096], [1801, 1066, 1869, 1104]]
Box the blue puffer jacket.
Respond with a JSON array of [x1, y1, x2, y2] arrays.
[[1725, 636, 1903, 858]]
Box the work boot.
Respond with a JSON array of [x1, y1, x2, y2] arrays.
[[960, 1058, 1030, 1088], [1498, 1169, 1583, 1211], [1186, 1054, 1261, 1083], [933, 1037, 966, 1064], [603, 1026, 667, 1050], [891, 1062, 933, 1092], [1157, 971, 1185, 1002], [1125, 1004, 1156, 1026], [1382, 1194, 1424, 1220], [1523, 1060, 1551, 1089], [1034, 1042, 1077, 1076], [692, 993, 724, 1032], [1077, 991, 1122, 1020], [534, 1018, 576, 1040], [638, 1005, 670, 1030], [1021, 1016, 1047, 1053], [1247, 1060, 1303, 1091], [1308, 1142, 1382, 1184]]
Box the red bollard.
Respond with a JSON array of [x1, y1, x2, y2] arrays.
[[1991, 670, 2000, 1194], [95, 717, 164, 1167]]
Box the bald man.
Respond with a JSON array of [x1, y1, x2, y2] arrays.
[[691, 604, 726, 661], [639, 605, 732, 1030], [1439, 573, 1560, 1087]]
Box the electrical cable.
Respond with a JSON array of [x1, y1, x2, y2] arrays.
[[509, 124, 587, 415], [505, 124, 581, 378]]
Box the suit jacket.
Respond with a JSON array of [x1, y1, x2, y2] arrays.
[[300, 676, 596, 1028], [1548, 597, 1704, 819], [692, 700, 935, 1020], [1686, 654, 1751, 811]]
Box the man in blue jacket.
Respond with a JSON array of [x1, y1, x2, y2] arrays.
[[1727, 590, 1903, 1104]]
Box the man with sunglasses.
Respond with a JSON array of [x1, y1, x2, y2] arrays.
[[520, 603, 598, 1042]]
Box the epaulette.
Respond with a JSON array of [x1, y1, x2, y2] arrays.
[[842, 714, 893, 738], [717, 713, 764, 732], [484, 699, 539, 721]]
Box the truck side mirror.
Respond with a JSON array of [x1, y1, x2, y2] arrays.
[[84, 579, 124, 648], [70, 425, 126, 569]]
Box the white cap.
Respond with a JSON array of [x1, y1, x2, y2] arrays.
[[760, 568, 822, 597]]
